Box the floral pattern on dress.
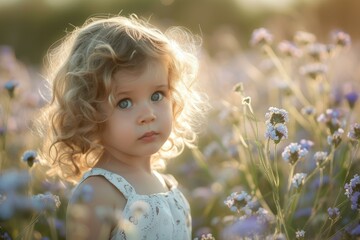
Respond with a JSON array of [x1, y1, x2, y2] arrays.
[[78, 168, 191, 240]]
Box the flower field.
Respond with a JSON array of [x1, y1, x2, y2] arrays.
[[0, 28, 360, 239]]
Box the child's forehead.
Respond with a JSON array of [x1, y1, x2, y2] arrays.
[[111, 59, 169, 88]]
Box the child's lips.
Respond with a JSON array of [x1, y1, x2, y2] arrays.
[[139, 131, 159, 140]]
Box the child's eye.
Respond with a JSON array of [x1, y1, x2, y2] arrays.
[[117, 99, 133, 109], [151, 91, 164, 102]]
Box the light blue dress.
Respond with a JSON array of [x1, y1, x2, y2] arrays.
[[77, 168, 192, 240]]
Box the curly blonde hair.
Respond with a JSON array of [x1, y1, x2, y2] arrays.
[[37, 14, 207, 183]]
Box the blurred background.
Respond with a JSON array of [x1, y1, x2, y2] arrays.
[[1, 0, 360, 239], [0, 0, 359, 66]]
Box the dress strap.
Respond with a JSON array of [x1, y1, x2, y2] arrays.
[[80, 168, 136, 199], [157, 172, 178, 189]]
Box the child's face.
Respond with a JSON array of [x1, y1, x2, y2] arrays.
[[100, 60, 173, 159]]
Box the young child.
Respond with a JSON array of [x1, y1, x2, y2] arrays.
[[37, 14, 206, 239]]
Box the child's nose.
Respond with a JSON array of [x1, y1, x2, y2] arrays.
[[138, 103, 156, 124]]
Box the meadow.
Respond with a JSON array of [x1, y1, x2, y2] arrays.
[[0, 27, 359, 239]]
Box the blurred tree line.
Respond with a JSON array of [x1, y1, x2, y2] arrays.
[[0, 0, 359, 66]]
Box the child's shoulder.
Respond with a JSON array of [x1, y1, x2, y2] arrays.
[[69, 175, 126, 210]]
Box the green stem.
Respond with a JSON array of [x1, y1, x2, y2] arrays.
[[287, 165, 295, 192], [262, 45, 311, 107], [15, 214, 41, 240]]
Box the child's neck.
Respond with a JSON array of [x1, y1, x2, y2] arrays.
[[95, 150, 153, 175]]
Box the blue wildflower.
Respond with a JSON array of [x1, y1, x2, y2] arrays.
[[327, 128, 344, 148], [194, 233, 215, 240], [222, 216, 266, 239], [277, 40, 302, 58], [351, 224, 360, 236], [256, 207, 274, 224], [0, 170, 30, 193], [282, 143, 308, 165], [31, 193, 61, 213], [345, 174, 360, 197], [345, 174, 360, 211], [224, 191, 253, 214], [306, 43, 328, 61], [348, 123, 360, 142], [301, 106, 316, 116], [72, 184, 94, 203], [21, 150, 38, 167], [295, 230, 305, 239], [250, 28, 273, 46], [327, 207, 340, 220], [345, 92, 358, 109], [331, 30, 351, 47], [313, 151, 328, 167], [300, 63, 328, 79], [265, 123, 288, 144], [292, 173, 307, 190], [317, 109, 344, 134], [265, 107, 289, 125], [300, 139, 314, 151], [350, 192, 360, 210], [0, 231, 11, 240], [3, 80, 18, 98]]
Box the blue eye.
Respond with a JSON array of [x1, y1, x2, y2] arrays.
[[151, 92, 164, 102], [117, 99, 132, 109]]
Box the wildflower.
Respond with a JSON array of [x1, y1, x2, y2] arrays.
[[301, 106, 316, 116], [31, 193, 61, 213], [317, 109, 344, 134], [345, 175, 360, 210], [313, 151, 328, 167], [327, 128, 344, 148], [256, 207, 274, 224], [306, 43, 328, 61], [350, 191, 360, 210], [265, 123, 288, 144], [224, 191, 252, 214], [299, 139, 314, 151], [282, 143, 308, 165], [0, 232, 11, 240], [265, 107, 289, 144], [348, 123, 360, 142], [294, 31, 316, 46], [0, 170, 30, 193], [331, 30, 351, 47], [3, 80, 18, 98], [295, 229, 305, 239], [194, 233, 215, 240], [327, 207, 340, 220], [345, 92, 358, 109], [300, 63, 328, 79], [345, 174, 360, 197], [21, 150, 38, 167], [72, 184, 94, 203], [222, 216, 266, 239], [250, 28, 273, 46], [292, 173, 307, 189], [351, 224, 360, 236], [277, 40, 302, 58], [265, 107, 289, 125]]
